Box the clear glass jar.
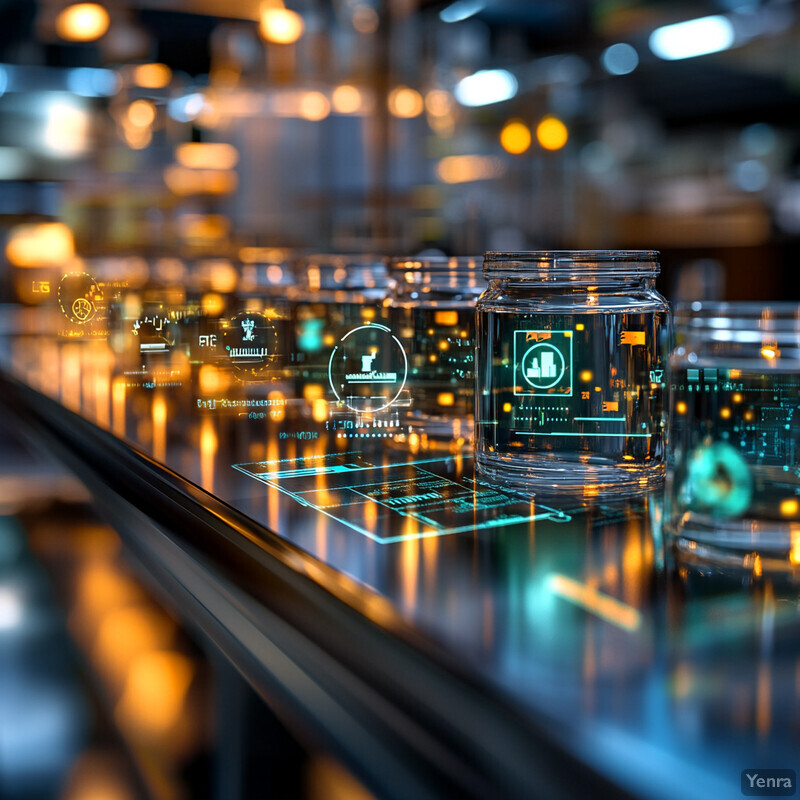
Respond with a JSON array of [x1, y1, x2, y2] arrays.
[[475, 251, 669, 495], [668, 302, 800, 569], [234, 251, 296, 381], [389, 256, 485, 442], [290, 254, 393, 401]]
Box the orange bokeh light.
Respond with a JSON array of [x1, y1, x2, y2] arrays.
[[55, 3, 110, 42], [536, 115, 569, 151], [259, 5, 304, 44], [388, 86, 424, 118]]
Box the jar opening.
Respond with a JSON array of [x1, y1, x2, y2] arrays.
[[483, 250, 659, 281], [392, 256, 481, 272], [675, 301, 800, 345], [391, 256, 485, 289], [298, 254, 389, 291]]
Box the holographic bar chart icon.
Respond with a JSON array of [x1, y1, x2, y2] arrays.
[[527, 350, 556, 380]]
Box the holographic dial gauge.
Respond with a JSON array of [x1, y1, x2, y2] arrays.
[[58, 272, 103, 325], [222, 310, 279, 379], [328, 323, 408, 413]]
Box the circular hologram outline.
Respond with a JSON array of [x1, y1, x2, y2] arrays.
[[328, 323, 408, 413]]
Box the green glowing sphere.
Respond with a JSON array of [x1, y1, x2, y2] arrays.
[[679, 441, 752, 517]]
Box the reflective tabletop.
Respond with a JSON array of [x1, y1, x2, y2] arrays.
[[2, 300, 799, 800]]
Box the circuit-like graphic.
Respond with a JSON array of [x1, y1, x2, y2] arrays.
[[514, 329, 573, 396], [233, 454, 571, 543]]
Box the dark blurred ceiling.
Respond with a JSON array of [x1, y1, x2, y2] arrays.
[[0, 0, 798, 129]]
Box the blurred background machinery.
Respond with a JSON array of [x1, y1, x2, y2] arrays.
[[0, 0, 799, 298]]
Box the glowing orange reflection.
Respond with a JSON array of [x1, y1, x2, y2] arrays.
[[500, 119, 532, 155], [115, 651, 194, 735], [536, 115, 568, 151], [93, 605, 175, 689], [622, 521, 645, 608], [112, 376, 126, 438], [400, 534, 419, 611], [61, 344, 82, 411], [133, 62, 172, 89], [55, 3, 109, 42], [388, 86, 423, 118], [200, 417, 217, 493], [757, 661, 771, 737], [436, 155, 505, 184], [332, 84, 362, 114], [73, 563, 140, 637], [267, 437, 280, 531], [175, 142, 239, 170], [260, 4, 305, 44], [548, 574, 641, 632], [152, 395, 167, 463], [6, 222, 75, 267], [164, 166, 238, 196], [127, 99, 156, 128]]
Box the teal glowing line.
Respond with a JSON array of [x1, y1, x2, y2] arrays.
[[293, 475, 438, 493], [574, 417, 626, 422], [414, 464, 476, 493], [235, 467, 569, 543], [233, 456, 454, 479], [516, 431, 652, 438]]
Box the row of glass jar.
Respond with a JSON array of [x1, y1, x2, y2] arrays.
[[471, 250, 797, 574], [240, 249, 666, 498], [287, 249, 798, 571], [107, 253, 485, 434], [100, 248, 800, 568]]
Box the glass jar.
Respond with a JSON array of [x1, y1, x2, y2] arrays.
[[475, 251, 669, 495], [234, 250, 296, 382], [290, 254, 395, 407], [668, 302, 800, 569], [389, 256, 485, 443]]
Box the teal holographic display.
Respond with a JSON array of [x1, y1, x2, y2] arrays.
[[233, 454, 571, 543], [515, 330, 573, 396]]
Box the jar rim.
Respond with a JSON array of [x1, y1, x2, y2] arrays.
[[296, 253, 389, 290], [486, 250, 658, 263], [483, 250, 659, 278], [675, 301, 800, 328], [675, 301, 800, 345], [391, 256, 482, 272]]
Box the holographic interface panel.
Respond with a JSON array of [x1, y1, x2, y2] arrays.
[[233, 454, 571, 543]]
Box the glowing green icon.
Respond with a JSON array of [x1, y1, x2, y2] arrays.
[[514, 330, 573, 396]]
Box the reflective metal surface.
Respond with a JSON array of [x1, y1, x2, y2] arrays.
[[1, 304, 798, 800]]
